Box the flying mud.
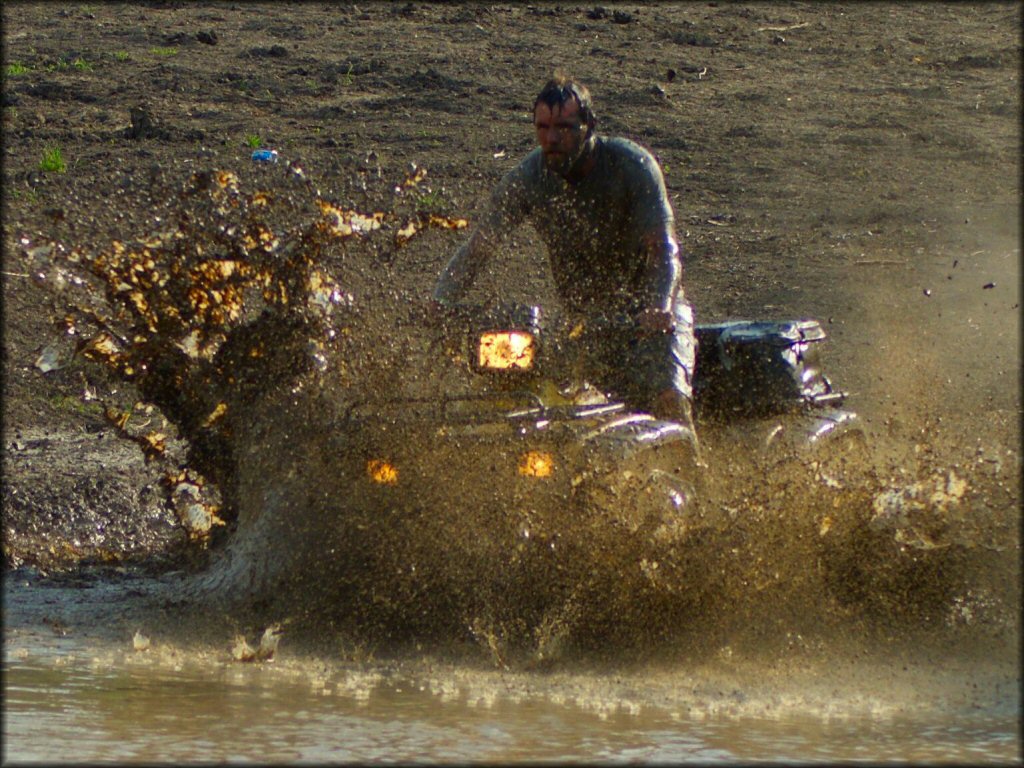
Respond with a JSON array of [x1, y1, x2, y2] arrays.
[[13, 166, 1019, 669]]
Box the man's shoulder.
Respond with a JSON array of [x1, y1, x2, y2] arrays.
[[597, 137, 664, 185], [495, 147, 552, 200], [492, 147, 543, 190], [486, 148, 546, 215], [510, 147, 545, 179], [596, 137, 673, 221], [601, 136, 659, 164]]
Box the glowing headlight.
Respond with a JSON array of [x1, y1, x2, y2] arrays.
[[518, 451, 554, 478], [366, 459, 398, 485], [477, 331, 535, 370]]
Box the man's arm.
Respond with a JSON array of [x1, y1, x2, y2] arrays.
[[640, 224, 682, 313], [635, 223, 682, 332], [433, 164, 531, 305], [432, 227, 494, 305], [624, 141, 682, 331]]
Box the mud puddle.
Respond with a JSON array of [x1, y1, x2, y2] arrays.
[[4, 476, 1020, 765], [4, 602, 1019, 764]]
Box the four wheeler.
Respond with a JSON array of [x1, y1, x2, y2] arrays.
[[211, 301, 861, 654], [338, 302, 859, 546]]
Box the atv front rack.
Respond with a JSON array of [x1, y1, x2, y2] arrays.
[[343, 392, 627, 425]]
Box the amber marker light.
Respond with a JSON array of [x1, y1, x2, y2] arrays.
[[518, 451, 554, 478], [367, 459, 399, 485]]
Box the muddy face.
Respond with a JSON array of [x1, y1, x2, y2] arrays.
[[534, 100, 592, 178]]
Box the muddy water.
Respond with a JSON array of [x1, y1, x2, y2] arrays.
[[4, 579, 1019, 765], [4, 424, 1021, 763], [3, 643, 1018, 764]]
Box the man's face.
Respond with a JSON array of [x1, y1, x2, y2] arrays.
[[534, 99, 588, 177]]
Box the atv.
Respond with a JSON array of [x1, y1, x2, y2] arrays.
[[337, 302, 859, 534], [205, 300, 861, 653]]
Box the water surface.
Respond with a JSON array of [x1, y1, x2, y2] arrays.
[[4, 622, 1018, 764]]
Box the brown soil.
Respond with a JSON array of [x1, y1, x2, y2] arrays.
[[2, 2, 1020, 575]]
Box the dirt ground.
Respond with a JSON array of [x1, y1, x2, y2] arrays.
[[2, 2, 1020, 575]]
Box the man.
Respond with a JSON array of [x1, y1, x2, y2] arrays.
[[433, 75, 696, 428]]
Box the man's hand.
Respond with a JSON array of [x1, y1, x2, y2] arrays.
[[636, 307, 675, 335]]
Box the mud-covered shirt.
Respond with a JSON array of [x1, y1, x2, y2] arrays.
[[474, 136, 675, 316]]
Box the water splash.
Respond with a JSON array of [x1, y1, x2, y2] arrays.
[[17, 167, 1019, 668]]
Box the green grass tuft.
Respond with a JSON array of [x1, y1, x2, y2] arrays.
[[39, 146, 67, 173], [414, 189, 450, 213]]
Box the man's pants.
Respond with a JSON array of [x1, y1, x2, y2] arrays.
[[584, 299, 697, 427]]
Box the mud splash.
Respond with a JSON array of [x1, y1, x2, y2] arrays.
[[15, 168, 1020, 669], [4, 621, 1018, 763]]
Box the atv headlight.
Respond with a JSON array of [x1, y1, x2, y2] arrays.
[[366, 459, 398, 485], [518, 450, 554, 478], [477, 330, 536, 371]]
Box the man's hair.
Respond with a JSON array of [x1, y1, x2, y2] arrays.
[[533, 74, 597, 132]]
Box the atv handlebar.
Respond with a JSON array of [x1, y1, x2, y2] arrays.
[[423, 300, 672, 337]]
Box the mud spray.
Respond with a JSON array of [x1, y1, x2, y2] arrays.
[[17, 165, 1020, 689]]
